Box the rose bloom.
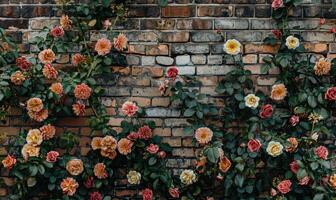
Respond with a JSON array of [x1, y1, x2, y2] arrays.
[[314, 58, 331, 76], [28, 109, 48, 122], [311, 132, 319, 141], [102, 19, 112, 30], [247, 139, 262, 152], [122, 101, 139, 117], [49, 83, 63, 96], [166, 67, 179, 80], [84, 177, 94, 189], [72, 53, 86, 66], [219, 156, 231, 173], [244, 94, 260, 109], [101, 149, 117, 160], [66, 159, 84, 176], [114, 33, 128, 51], [325, 87, 336, 101], [180, 169, 197, 185], [50, 26, 64, 37], [330, 27, 336, 33], [46, 151, 59, 162], [169, 188, 179, 199], [159, 80, 169, 95], [195, 127, 213, 145], [272, 0, 283, 10], [224, 39, 241, 55], [91, 137, 102, 150], [26, 129, 43, 146], [329, 174, 336, 189], [127, 170, 141, 185], [298, 176, 310, 186], [289, 115, 300, 126], [74, 83, 92, 100], [95, 38, 112, 56], [94, 163, 108, 179], [285, 35, 300, 50], [60, 15, 72, 30], [271, 188, 278, 196], [271, 83, 287, 101], [138, 125, 153, 140], [27, 97, 43, 112], [146, 144, 159, 154], [285, 137, 298, 153], [60, 177, 78, 196], [290, 160, 299, 174], [266, 141, 283, 157], [38, 49, 56, 64], [259, 104, 273, 119], [21, 144, 40, 160], [117, 138, 133, 155], [315, 145, 328, 160], [271, 29, 282, 39], [10, 71, 25, 85], [158, 151, 166, 159], [2, 155, 16, 169], [277, 180, 292, 194], [101, 135, 117, 151], [320, 18, 326, 25], [90, 192, 102, 200], [127, 132, 140, 140], [16, 57, 32, 71], [72, 102, 86, 116], [143, 188, 153, 200], [42, 64, 58, 79]]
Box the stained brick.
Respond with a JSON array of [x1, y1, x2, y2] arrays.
[[197, 6, 233, 17], [161, 6, 195, 17]]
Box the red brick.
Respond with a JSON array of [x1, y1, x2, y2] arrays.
[[161, 6, 195, 17]]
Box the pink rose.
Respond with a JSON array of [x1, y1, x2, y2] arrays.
[[272, 0, 283, 10], [84, 177, 94, 189], [102, 20, 111, 30], [325, 87, 336, 101], [166, 67, 178, 80], [320, 18, 326, 25], [315, 146, 328, 160], [289, 160, 299, 174], [330, 28, 336, 33], [146, 144, 159, 154], [46, 151, 59, 163], [298, 176, 310, 185], [169, 188, 179, 198], [50, 26, 64, 38], [127, 132, 140, 140], [270, 188, 277, 196], [259, 104, 273, 119], [158, 151, 166, 159], [122, 101, 139, 117], [247, 139, 262, 152], [143, 188, 153, 200], [90, 192, 102, 200], [271, 29, 282, 39], [289, 115, 299, 126], [277, 180, 292, 194]]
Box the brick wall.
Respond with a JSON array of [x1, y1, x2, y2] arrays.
[[0, 0, 335, 198]]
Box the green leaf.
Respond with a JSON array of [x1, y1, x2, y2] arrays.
[[234, 174, 244, 187], [313, 194, 324, 200], [310, 162, 319, 170], [158, 0, 168, 7], [148, 157, 157, 166], [308, 95, 317, 108], [204, 147, 219, 163], [27, 177, 37, 187], [183, 108, 195, 117]]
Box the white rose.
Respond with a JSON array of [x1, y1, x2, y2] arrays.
[[127, 170, 141, 185], [180, 169, 197, 185], [244, 94, 260, 109]]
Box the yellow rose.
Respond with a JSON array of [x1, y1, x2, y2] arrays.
[[21, 144, 40, 160], [180, 169, 197, 185], [127, 170, 141, 185], [266, 141, 283, 157], [224, 39, 241, 55], [26, 129, 43, 146], [244, 94, 260, 109], [285, 36, 299, 49]]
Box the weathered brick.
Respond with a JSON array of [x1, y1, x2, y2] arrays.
[[215, 19, 249, 30], [176, 19, 213, 30], [128, 5, 160, 17], [227, 31, 263, 42], [172, 44, 210, 54], [255, 5, 271, 17], [160, 31, 190, 42], [0, 6, 20, 17], [197, 6, 233, 17], [197, 65, 234, 75], [176, 55, 191, 65], [140, 19, 175, 30], [161, 6, 195, 17], [235, 6, 254, 17], [156, 56, 174, 66], [146, 45, 169, 55]]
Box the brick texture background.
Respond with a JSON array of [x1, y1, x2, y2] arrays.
[[0, 0, 335, 199]]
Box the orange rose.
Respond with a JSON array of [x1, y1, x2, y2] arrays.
[[113, 33, 128, 51], [91, 137, 102, 150], [10, 71, 25, 85], [2, 155, 16, 169], [95, 38, 112, 56], [117, 138, 133, 155], [28, 109, 48, 122], [60, 15, 72, 30], [72, 102, 86, 116], [72, 53, 86, 66], [314, 58, 331, 76], [271, 83, 287, 101], [60, 177, 78, 196], [218, 156, 231, 173], [66, 159, 84, 176], [38, 49, 56, 64], [195, 127, 213, 145], [42, 64, 58, 79], [74, 83, 92, 100], [50, 82, 63, 95], [40, 124, 56, 140], [93, 163, 108, 179], [27, 97, 43, 112], [329, 174, 336, 189], [285, 137, 298, 153], [21, 144, 40, 160]]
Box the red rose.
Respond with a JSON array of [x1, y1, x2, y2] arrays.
[[166, 67, 178, 80], [16, 57, 32, 71], [50, 26, 64, 38], [271, 29, 282, 39], [146, 144, 159, 154], [315, 146, 328, 160], [158, 151, 166, 159], [247, 139, 262, 152], [272, 0, 283, 10], [277, 180, 292, 194], [289, 160, 299, 174], [330, 27, 336, 33], [169, 188, 179, 198], [46, 151, 59, 163], [138, 125, 153, 140], [289, 115, 299, 126], [259, 104, 273, 119], [84, 176, 94, 189], [90, 192, 102, 200], [325, 87, 336, 101], [127, 132, 140, 140], [142, 188, 153, 200]]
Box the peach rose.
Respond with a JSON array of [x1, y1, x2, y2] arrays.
[[117, 138, 133, 155], [277, 180, 292, 194], [121, 101, 139, 117], [21, 144, 40, 160], [91, 137, 102, 150], [314, 58, 331, 76], [272, 0, 283, 10], [38, 49, 56, 64], [42, 64, 58, 79], [46, 151, 59, 162], [28, 109, 48, 122], [26, 129, 43, 146], [169, 188, 179, 199], [138, 125, 152, 140], [72, 102, 86, 116], [315, 145, 328, 160], [94, 163, 108, 179], [60, 177, 78, 196], [50, 82, 63, 95], [218, 156, 231, 173], [247, 139, 262, 152], [10, 71, 26, 85], [142, 188, 153, 200], [95, 38, 112, 56], [285, 137, 298, 153], [166, 67, 178, 80], [72, 53, 86, 66], [2, 155, 16, 169], [40, 124, 56, 140], [27, 97, 43, 112], [325, 87, 336, 101], [146, 144, 159, 154], [113, 33, 128, 51], [271, 83, 287, 101], [74, 83, 92, 100], [329, 174, 336, 189], [50, 26, 64, 37], [100, 149, 117, 160], [101, 135, 117, 151], [60, 15, 72, 30], [195, 127, 213, 145], [66, 159, 84, 176]]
